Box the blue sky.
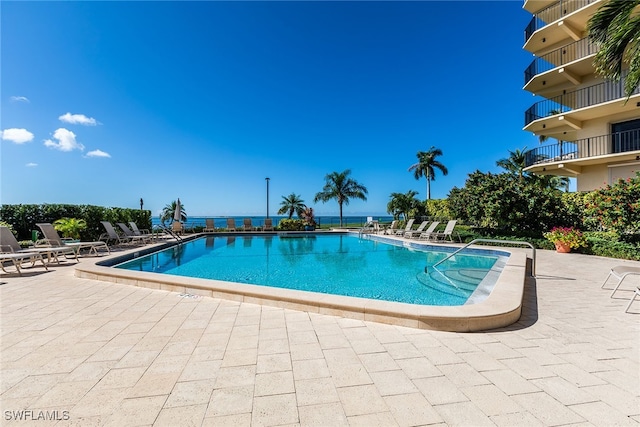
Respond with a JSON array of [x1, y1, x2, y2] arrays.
[[1, 1, 540, 217]]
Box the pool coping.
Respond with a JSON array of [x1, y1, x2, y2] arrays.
[[74, 232, 528, 332]]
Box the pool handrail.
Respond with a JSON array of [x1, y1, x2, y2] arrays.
[[153, 224, 183, 243], [432, 239, 536, 277]]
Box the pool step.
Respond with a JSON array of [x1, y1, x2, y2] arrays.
[[416, 268, 488, 298]]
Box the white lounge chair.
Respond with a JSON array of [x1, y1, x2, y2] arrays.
[[1, 226, 77, 264], [361, 219, 380, 235], [602, 266, 640, 298], [395, 219, 415, 236], [404, 221, 429, 239], [418, 221, 440, 240], [0, 251, 49, 276], [37, 223, 110, 256], [429, 220, 460, 242], [384, 220, 399, 235], [203, 218, 216, 232], [625, 287, 640, 313]]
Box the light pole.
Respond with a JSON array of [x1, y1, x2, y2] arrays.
[[265, 177, 270, 218]]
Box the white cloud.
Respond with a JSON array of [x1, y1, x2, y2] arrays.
[[59, 112, 98, 126], [1, 128, 34, 144], [43, 128, 84, 152], [26, 162, 38, 167], [10, 96, 30, 103], [86, 149, 111, 158]]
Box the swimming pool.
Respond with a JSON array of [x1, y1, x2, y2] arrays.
[[115, 233, 507, 306]]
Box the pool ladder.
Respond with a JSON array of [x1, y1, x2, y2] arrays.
[[429, 238, 536, 277], [154, 225, 183, 244], [358, 220, 379, 237]]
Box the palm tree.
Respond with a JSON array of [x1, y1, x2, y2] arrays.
[[277, 193, 306, 219], [496, 147, 528, 181], [314, 169, 368, 227], [387, 190, 419, 221], [160, 200, 187, 225], [408, 147, 448, 200], [536, 174, 571, 191], [588, 0, 640, 99]]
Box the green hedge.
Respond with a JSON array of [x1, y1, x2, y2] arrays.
[[580, 232, 640, 260], [0, 204, 152, 241]]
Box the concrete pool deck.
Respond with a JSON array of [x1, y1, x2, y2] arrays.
[[1, 243, 639, 426], [73, 234, 525, 332]]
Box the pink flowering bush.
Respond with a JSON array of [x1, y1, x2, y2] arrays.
[[543, 227, 587, 249]]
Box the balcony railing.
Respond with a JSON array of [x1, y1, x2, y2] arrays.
[[524, 38, 597, 85], [524, 72, 640, 126], [524, 0, 595, 43], [524, 129, 640, 167]]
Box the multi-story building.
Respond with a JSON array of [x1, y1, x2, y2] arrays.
[[521, 0, 640, 191]]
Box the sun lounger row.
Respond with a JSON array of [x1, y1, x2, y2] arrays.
[[382, 219, 460, 242], [100, 221, 152, 245], [201, 218, 274, 232], [1, 223, 88, 276]]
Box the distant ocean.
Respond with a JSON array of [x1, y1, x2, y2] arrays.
[[152, 216, 394, 229]]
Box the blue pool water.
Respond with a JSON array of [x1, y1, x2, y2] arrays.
[[116, 234, 505, 306]]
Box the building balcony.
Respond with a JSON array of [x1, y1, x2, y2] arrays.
[[524, 0, 557, 14], [524, 0, 601, 54], [524, 74, 640, 134], [523, 129, 640, 174], [524, 37, 597, 92]]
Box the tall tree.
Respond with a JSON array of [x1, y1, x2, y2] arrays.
[[314, 169, 368, 227], [588, 0, 640, 98], [160, 200, 187, 225], [387, 190, 419, 221], [408, 147, 448, 200], [496, 147, 528, 182], [277, 193, 306, 219]]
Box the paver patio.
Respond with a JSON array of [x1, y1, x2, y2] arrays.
[[1, 247, 638, 426]]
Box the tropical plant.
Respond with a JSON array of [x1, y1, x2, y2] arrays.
[[386, 190, 419, 221], [301, 207, 316, 228], [588, 0, 640, 99], [160, 200, 187, 225], [53, 217, 87, 239], [408, 146, 448, 200], [534, 174, 571, 191], [496, 147, 528, 182], [277, 193, 306, 219], [314, 169, 368, 227], [422, 199, 451, 221], [543, 227, 588, 249], [584, 172, 640, 235], [448, 170, 566, 234]]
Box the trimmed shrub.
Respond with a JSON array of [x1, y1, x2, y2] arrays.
[[581, 231, 640, 260], [277, 219, 305, 231]]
